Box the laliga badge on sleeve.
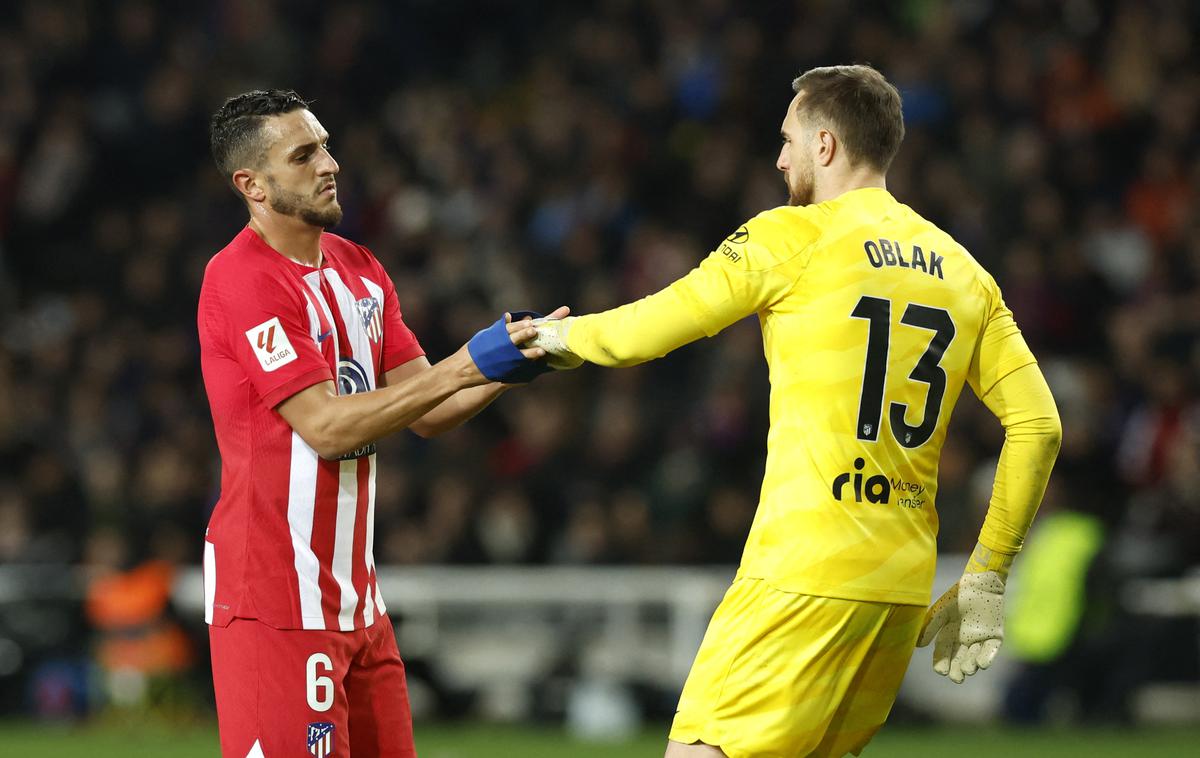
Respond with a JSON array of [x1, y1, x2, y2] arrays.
[[246, 316, 298, 372]]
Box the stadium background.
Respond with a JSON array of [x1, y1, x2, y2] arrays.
[[1, 0, 1199, 754]]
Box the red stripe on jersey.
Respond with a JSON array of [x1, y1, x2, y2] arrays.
[[302, 286, 337, 368], [351, 457, 371, 625], [319, 272, 355, 361], [367, 565, 379, 622], [312, 461, 343, 630]]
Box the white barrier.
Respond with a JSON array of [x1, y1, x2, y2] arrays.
[[7, 557, 1196, 723], [171, 557, 992, 719], [173, 565, 735, 688]]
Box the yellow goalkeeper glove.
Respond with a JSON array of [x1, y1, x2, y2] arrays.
[[528, 317, 583, 370]]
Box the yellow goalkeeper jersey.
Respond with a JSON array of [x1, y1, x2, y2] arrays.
[[566, 187, 1038, 605]]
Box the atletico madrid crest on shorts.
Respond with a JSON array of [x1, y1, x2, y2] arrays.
[[357, 296, 382, 343], [307, 722, 335, 757]]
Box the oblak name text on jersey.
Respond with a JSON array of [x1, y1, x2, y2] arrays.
[[863, 239, 944, 279]]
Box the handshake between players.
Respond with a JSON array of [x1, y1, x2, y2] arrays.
[[464, 309, 578, 384]]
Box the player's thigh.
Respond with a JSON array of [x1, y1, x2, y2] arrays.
[[210, 619, 353, 758], [671, 582, 902, 757], [345, 615, 415, 758], [813, 604, 924, 758], [665, 738, 729, 757]]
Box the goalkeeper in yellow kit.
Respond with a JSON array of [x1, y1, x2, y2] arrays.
[[534, 64, 1061, 758]]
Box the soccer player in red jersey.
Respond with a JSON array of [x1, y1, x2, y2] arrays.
[[198, 89, 561, 758]]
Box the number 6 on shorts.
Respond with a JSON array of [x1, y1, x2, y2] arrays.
[[306, 652, 334, 711]]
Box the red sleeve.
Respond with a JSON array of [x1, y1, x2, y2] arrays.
[[201, 263, 333, 408], [378, 267, 425, 372]]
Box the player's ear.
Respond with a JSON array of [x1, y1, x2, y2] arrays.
[[233, 168, 266, 203], [816, 129, 837, 167]]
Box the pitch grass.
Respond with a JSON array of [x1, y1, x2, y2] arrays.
[[3, 720, 1200, 757]]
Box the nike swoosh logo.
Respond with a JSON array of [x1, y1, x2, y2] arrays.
[[317, 329, 332, 343]]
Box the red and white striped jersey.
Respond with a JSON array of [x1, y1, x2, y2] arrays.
[[197, 227, 424, 631]]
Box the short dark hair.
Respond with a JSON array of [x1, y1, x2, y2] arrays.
[[791, 65, 904, 173], [209, 89, 310, 181]]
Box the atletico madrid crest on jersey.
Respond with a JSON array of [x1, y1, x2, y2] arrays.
[[307, 722, 335, 757], [357, 296, 382, 343]]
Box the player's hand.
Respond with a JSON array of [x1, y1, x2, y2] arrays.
[[503, 311, 546, 360], [504, 306, 570, 359], [917, 569, 1006, 684], [529, 315, 584, 370], [465, 308, 572, 385]]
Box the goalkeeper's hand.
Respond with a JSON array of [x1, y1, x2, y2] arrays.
[[917, 544, 1012, 683], [528, 317, 584, 370]]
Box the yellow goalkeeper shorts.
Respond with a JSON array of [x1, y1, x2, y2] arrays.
[[669, 578, 923, 758]]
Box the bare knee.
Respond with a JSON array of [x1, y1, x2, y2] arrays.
[[665, 738, 729, 758]]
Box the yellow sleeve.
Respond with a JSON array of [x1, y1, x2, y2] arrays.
[[566, 208, 816, 367], [975, 362, 1062, 555], [967, 281, 1038, 397]]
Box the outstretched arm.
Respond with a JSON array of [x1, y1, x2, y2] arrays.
[[277, 318, 545, 457], [385, 306, 570, 437], [536, 210, 818, 367], [381, 357, 510, 438], [277, 347, 491, 458], [560, 282, 713, 367]]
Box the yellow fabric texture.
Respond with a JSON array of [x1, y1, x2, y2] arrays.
[[670, 579, 922, 758], [964, 541, 1016, 579], [568, 188, 1052, 605], [973, 363, 1062, 555]]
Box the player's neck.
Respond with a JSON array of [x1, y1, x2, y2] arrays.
[[812, 169, 887, 205], [248, 215, 324, 268]]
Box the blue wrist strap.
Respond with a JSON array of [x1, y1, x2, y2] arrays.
[[467, 311, 554, 383]]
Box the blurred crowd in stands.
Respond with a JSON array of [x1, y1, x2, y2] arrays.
[[0, 0, 1197, 722]]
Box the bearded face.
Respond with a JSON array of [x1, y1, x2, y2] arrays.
[[242, 108, 343, 229], [786, 142, 815, 207], [777, 92, 816, 207], [266, 174, 343, 228]]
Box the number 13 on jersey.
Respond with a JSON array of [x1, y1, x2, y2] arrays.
[[851, 295, 956, 448]]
